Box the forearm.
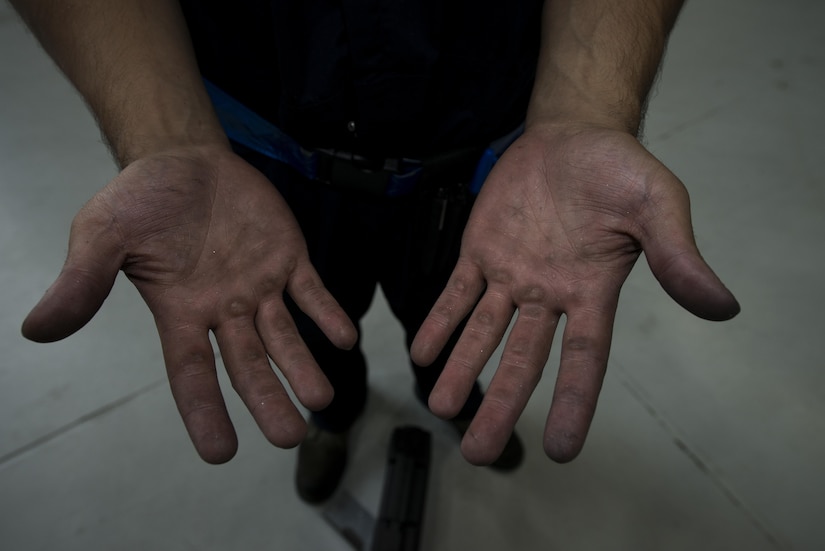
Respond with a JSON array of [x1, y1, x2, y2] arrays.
[[10, 0, 227, 166], [527, 0, 684, 134]]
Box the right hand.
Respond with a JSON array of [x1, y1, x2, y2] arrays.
[[22, 145, 358, 463]]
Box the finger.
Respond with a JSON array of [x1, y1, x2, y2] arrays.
[[214, 314, 307, 449], [255, 295, 334, 412], [640, 179, 740, 321], [158, 322, 238, 464], [460, 302, 558, 465], [287, 261, 358, 350], [427, 286, 515, 419], [543, 300, 617, 463], [410, 257, 486, 367], [22, 209, 124, 342]]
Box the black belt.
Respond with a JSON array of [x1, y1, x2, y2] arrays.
[[314, 146, 484, 197]]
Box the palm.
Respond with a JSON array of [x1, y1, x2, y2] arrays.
[[463, 128, 652, 308]]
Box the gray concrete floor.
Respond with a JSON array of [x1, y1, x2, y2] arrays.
[[1, 1, 823, 550]]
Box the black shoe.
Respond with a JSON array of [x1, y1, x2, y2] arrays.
[[295, 421, 349, 504], [450, 419, 524, 471]]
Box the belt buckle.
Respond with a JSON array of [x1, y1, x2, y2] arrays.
[[315, 149, 399, 196]]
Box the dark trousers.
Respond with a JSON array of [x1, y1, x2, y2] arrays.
[[234, 143, 484, 432]]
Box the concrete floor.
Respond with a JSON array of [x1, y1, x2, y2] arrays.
[[1, 1, 823, 549]]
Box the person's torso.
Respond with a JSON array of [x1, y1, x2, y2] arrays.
[[180, 0, 543, 157]]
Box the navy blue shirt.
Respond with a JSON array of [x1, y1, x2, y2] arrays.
[[179, 0, 543, 157]]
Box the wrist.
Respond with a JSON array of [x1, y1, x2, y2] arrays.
[[526, 97, 643, 137], [522, 114, 639, 142], [101, 80, 230, 167], [110, 120, 230, 169]]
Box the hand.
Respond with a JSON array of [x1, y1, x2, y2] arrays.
[[411, 123, 739, 464], [22, 146, 357, 463]]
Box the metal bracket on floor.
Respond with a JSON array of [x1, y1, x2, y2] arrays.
[[323, 426, 432, 551]]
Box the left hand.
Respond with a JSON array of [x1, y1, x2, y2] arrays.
[[411, 122, 739, 465]]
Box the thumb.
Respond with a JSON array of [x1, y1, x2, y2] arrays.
[[639, 181, 740, 322], [22, 208, 125, 342]]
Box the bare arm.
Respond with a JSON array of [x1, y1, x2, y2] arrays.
[[528, 0, 684, 133], [10, 0, 226, 165]]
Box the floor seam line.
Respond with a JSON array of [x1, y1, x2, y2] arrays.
[[0, 378, 167, 466], [613, 365, 789, 551]]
